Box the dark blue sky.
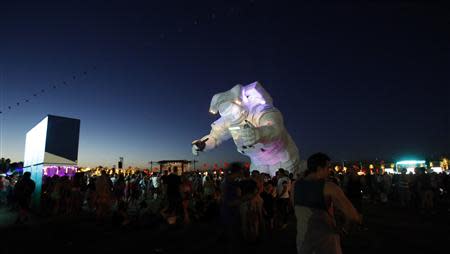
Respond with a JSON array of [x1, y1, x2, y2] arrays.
[[0, 0, 449, 167]]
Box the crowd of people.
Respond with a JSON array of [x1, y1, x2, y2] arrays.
[[1, 156, 450, 253], [330, 166, 450, 215]]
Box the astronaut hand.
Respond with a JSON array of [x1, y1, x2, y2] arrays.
[[191, 138, 209, 156], [240, 126, 260, 146]]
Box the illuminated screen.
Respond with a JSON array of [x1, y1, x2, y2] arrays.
[[24, 117, 48, 167]]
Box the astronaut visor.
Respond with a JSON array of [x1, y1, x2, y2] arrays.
[[218, 102, 242, 119]]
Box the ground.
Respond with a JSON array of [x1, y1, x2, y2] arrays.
[[1, 202, 449, 254]]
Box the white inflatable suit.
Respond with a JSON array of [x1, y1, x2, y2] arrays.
[[192, 82, 300, 176]]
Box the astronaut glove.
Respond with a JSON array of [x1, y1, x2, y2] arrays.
[[191, 138, 209, 156], [240, 126, 260, 146]]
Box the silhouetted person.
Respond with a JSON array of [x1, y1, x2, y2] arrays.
[[165, 167, 182, 216], [346, 168, 363, 213], [261, 181, 275, 230], [416, 167, 433, 213], [276, 168, 291, 229], [220, 163, 243, 253], [95, 170, 113, 222], [14, 172, 35, 224]]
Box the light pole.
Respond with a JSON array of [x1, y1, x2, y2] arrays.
[[192, 159, 198, 171], [148, 161, 153, 171]]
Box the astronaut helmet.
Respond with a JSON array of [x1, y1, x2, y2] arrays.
[[217, 101, 245, 123], [209, 85, 248, 124], [209, 82, 273, 123]]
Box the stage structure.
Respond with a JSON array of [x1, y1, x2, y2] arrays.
[[157, 160, 193, 174], [23, 115, 80, 206]]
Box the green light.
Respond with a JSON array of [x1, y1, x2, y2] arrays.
[[396, 160, 426, 165]]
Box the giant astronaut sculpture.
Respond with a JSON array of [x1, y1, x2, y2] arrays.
[[192, 82, 300, 176]]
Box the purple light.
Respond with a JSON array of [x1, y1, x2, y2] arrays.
[[242, 89, 249, 103], [43, 165, 77, 177], [243, 87, 266, 106]]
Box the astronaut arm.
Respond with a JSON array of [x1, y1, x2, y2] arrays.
[[195, 118, 232, 152], [257, 111, 285, 144], [200, 134, 220, 151]]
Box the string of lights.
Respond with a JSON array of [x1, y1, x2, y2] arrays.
[[0, 66, 96, 158], [0, 66, 96, 115]]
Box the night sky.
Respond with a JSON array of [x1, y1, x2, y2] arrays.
[[0, 1, 449, 167]]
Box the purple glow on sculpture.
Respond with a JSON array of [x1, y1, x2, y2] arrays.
[[242, 89, 249, 103], [194, 82, 300, 176], [243, 87, 266, 107]]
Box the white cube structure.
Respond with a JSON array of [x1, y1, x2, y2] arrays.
[[24, 115, 80, 206]]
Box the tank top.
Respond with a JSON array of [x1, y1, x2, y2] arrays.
[[294, 179, 327, 211]]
